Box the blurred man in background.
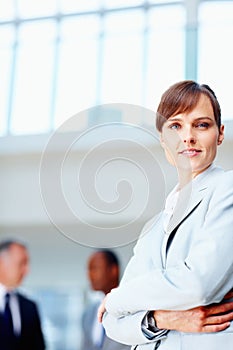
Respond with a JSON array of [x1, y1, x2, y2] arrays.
[[0, 239, 45, 350], [81, 250, 129, 350]]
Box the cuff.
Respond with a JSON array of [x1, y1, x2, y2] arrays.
[[141, 311, 169, 340]]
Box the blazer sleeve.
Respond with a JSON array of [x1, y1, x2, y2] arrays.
[[103, 215, 168, 345], [105, 171, 233, 316]]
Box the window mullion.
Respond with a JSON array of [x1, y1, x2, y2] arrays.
[[184, 0, 199, 80]]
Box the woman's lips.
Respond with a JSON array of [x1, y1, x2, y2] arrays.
[[179, 149, 202, 157]]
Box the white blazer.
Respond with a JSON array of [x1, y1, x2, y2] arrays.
[[103, 166, 233, 350]]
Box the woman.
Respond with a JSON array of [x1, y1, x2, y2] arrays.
[[99, 81, 233, 350]]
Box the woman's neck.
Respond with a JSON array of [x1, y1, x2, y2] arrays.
[[177, 164, 213, 189]]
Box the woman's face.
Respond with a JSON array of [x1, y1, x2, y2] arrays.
[[160, 94, 224, 178]]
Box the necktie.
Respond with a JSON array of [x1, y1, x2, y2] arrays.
[[4, 293, 14, 337]]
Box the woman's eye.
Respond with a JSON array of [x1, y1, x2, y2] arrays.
[[169, 124, 180, 130], [196, 122, 209, 128]]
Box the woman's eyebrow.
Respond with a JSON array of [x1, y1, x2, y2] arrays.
[[167, 116, 214, 122]]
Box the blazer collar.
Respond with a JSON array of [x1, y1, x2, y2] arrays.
[[165, 165, 223, 234]]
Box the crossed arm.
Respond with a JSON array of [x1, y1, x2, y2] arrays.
[[154, 291, 233, 333], [98, 291, 233, 334], [99, 175, 233, 342]]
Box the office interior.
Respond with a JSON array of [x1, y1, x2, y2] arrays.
[[0, 0, 233, 349]]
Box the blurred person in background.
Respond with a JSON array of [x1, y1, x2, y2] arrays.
[[0, 239, 45, 350], [81, 250, 130, 350]]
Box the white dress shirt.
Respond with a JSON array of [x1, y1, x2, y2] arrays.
[[92, 310, 105, 347]]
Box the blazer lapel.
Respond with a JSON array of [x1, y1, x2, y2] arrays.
[[166, 184, 208, 235], [166, 165, 224, 235], [160, 185, 207, 268], [161, 165, 224, 267]]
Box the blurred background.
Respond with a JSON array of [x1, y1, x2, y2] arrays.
[[0, 0, 233, 349]]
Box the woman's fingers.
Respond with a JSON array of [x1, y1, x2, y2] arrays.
[[154, 301, 233, 333], [205, 301, 233, 317], [223, 291, 233, 300], [97, 295, 108, 323], [202, 322, 231, 333], [204, 311, 233, 326]]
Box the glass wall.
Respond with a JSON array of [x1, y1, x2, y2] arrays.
[[30, 287, 84, 350], [2, 1, 232, 137], [198, 1, 233, 120]]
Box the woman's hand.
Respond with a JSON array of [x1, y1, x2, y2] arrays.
[[154, 298, 233, 333], [98, 295, 108, 323]]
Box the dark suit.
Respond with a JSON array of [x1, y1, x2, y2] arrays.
[[0, 293, 45, 350], [81, 300, 129, 350]]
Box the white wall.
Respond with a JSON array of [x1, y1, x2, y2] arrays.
[[0, 121, 232, 290]]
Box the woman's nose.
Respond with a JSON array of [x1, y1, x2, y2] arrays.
[[182, 128, 196, 144], [184, 136, 196, 144]]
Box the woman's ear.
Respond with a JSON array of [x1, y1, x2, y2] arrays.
[[217, 124, 224, 145]]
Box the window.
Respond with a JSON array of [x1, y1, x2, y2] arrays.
[[101, 10, 144, 105], [0, 0, 15, 20], [198, 1, 233, 120], [54, 16, 100, 129], [17, 0, 57, 18], [145, 5, 185, 112], [0, 25, 14, 136], [0, 0, 232, 137], [10, 20, 56, 134]]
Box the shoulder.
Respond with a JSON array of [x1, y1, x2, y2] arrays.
[[201, 167, 233, 196], [204, 169, 233, 211], [17, 292, 38, 310], [210, 169, 233, 192], [221, 169, 233, 182]]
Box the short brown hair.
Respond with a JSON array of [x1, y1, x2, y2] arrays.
[[156, 80, 221, 132]]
